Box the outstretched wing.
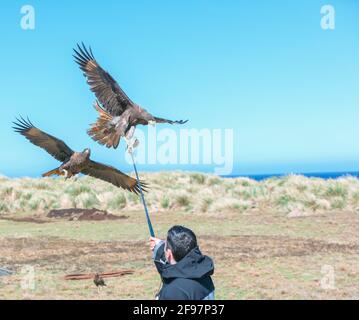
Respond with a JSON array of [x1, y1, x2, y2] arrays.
[[81, 160, 147, 194], [73, 43, 134, 116], [154, 117, 188, 125], [13, 117, 74, 163]]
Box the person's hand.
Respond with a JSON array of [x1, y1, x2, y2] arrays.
[[149, 237, 162, 251]]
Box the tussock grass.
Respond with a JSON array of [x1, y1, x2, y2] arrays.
[[201, 198, 213, 212], [0, 172, 359, 215], [0, 201, 9, 213], [190, 173, 206, 184], [65, 185, 92, 197], [108, 194, 127, 210], [176, 194, 191, 208], [160, 196, 170, 209]]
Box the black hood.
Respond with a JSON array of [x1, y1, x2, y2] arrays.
[[161, 247, 214, 280]]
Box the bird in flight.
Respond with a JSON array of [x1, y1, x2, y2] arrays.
[[73, 43, 188, 150], [13, 117, 146, 194]]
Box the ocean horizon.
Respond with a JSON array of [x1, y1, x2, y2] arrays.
[[224, 171, 359, 181]]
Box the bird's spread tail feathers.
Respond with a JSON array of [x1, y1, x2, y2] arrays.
[[88, 101, 121, 149], [42, 168, 63, 177], [93, 100, 112, 121]]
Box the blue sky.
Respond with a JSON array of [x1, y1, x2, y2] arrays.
[[0, 0, 358, 177]]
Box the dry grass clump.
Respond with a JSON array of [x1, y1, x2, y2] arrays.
[[190, 173, 206, 185], [176, 194, 191, 208], [108, 194, 127, 210], [201, 198, 213, 212], [160, 196, 170, 209], [0, 172, 359, 216]]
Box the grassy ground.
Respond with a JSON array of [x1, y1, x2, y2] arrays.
[[1, 173, 359, 299]]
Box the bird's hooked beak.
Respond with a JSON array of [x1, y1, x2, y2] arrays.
[[148, 120, 156, 127], [84, 148, 91, 156]]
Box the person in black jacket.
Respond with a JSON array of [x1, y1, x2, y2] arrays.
[[149, 225, 215, 300]]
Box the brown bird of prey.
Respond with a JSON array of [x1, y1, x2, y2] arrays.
[[73, 43, 188, 149], [13, 117, 146, 194], [93, 273, 106, 293]]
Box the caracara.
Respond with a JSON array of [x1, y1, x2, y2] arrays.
[[73, 43, 188, 149], [13, 117, 146, 194]]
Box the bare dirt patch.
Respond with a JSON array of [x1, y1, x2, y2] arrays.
[[47, 208, 128, 221]]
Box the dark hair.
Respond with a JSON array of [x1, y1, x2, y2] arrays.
[[166, 225, 197, 262]]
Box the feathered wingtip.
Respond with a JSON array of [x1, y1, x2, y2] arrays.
[[12, 116, 35, 134], [174, 119, 189, 124], [73, 42, 96, 69], [154, 117, 189, 125], [132, 180, 148, 195]]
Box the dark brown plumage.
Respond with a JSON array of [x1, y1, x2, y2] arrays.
[[93, 273, 106, 288], [73, 43, 188, 149], [13, 117, 147, 194]]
